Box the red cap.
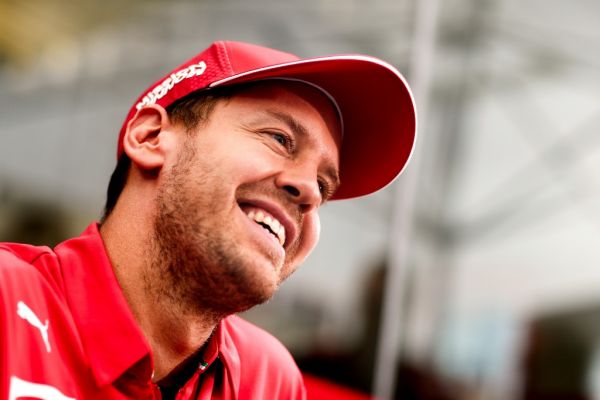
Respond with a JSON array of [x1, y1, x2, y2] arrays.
[[118, 41, 416, 200]]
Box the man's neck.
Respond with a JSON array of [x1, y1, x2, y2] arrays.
[[99, 212, 223, 382], [141, 300, 218, 381]]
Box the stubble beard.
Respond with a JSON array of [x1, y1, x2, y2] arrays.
[[148, 144, 283, 319]]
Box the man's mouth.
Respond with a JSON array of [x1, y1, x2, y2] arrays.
[[244, 209, 286, 247]]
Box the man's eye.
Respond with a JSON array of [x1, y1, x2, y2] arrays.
[[267, 131, 294, 151], [271, 133, 288, 146], [318, 180, 332, 201]]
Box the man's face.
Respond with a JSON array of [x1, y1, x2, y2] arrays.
[[152, 81, 341, 315]]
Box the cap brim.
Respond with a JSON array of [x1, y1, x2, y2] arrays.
[[209, 55, 416, 201]]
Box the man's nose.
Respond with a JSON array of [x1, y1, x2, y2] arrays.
[[275, 168, 321, 213]]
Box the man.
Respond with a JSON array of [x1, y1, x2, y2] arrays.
[[0, 41, 415, 399]]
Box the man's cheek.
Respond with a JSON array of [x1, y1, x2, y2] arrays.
[[314, 214, 321, 239], [292, 213, 321, 264], [278, 213, 321, 284]]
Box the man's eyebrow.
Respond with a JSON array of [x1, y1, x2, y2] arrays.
[[263, 109, 308, 138]]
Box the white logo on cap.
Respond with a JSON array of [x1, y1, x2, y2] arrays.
[[135, 61, 207, 110]]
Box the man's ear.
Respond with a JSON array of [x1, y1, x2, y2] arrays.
[[122, 104, 172, 171]]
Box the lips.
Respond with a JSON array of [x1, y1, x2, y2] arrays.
[[238, 200, 296, 250]]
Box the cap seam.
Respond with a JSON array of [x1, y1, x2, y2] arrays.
[[218, 41, 235, 75]]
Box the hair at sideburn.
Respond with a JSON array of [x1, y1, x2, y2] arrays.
[[100, 86, 239, 222]]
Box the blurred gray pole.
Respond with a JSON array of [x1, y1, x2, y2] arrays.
[[372, 0, 439, 398]]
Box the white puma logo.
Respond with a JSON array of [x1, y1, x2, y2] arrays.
[[17, 301, 51, 353], [9, 376, 75, 400]]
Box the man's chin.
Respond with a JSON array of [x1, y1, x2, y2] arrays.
[[233, 290, 277, 313], [239, 273, 280, 307], [195, 262, 282, 314], [203, 282, 279, 316]]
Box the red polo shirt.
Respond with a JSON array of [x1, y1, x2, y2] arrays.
[[0, 224, 306, 399]]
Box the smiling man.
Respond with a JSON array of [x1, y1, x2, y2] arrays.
[[0, 41, 416, 399]]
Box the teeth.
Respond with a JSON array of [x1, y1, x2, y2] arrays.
[[278, 226, 286, 246], [271, 219, 280, 233], [245, 209, 286, 247], [255, 211, 264, 223]]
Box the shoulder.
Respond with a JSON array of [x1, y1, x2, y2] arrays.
[[0, 243, 52, 280], [0, 243, 63, 313], [0, 242, 55, 268], [0, 242, 59, 288], [0, 242, 59, 335], [221, 315, 306, 399], [0, 243, 83, 400]]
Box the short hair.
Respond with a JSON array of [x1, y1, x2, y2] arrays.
[[100, 86, 238, 222]]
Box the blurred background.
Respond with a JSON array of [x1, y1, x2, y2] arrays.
[[1, 0, 600, 399]]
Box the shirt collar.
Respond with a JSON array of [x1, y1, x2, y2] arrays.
[[55, 223, 153, 387], [215, 317, 242, 396]]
